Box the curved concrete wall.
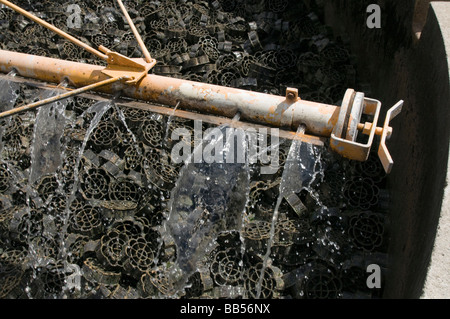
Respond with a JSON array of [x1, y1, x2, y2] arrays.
[[420, 2, 450, 299], [322, 0, 450, 298]]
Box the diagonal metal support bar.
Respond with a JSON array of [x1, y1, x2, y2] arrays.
[[115, 0, 153, 64], [0, 76, 128, 119]]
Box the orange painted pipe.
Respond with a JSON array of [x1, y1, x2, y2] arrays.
[[0, 49, 340, 137]]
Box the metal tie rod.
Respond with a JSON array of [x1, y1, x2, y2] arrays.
[[0, 76, 128, 119], [115, 0, 153, 63]]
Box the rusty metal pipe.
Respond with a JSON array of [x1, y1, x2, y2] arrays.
[[0, 49, 339, 136]]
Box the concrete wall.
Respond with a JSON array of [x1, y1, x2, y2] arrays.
[[420, 2, 450, 299], [322, 0, 450, 298]]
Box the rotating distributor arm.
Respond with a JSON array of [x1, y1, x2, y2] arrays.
[[0, 0, 403, 174], [330, 89, 403, 174]]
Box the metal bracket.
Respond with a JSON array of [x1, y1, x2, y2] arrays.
[[98, 46, 156, 85], [378, 100, 403, 174], [330, 89, 402, 173]]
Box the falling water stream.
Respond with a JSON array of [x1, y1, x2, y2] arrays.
[[64, 99, 116, 208], [0, 71, 20, 153], [164, 112, 251, 296], [255, 125, 323, 298], [0, 71, 19, 112], [0, 84, 324, 298], [28, 81, 70, 185], [21, 82, 117, 297], [21, 81, 73, 298], [164, 101, 180, 145]]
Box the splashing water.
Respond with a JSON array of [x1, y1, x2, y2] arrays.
[[64, 100, 116, 227], [58, 99, 117, 296], [255, 125, 323, 299], [28, 85, 70, 185], [11, 81, 74, 298], [0, 71, 20, 154], [164, 113, 251, 296], [113, 103, 144, 157], [23, 89, 116, 297], [164, 101, 180, 145], [0, 71, 19, 112]]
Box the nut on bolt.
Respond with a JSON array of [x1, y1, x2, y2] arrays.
[[286, 87, 299, 101]]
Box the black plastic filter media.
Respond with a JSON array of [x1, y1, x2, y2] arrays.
[[0, 0, 389, 299]]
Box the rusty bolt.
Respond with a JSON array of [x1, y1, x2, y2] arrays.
[[286, 88, 298, 101]]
